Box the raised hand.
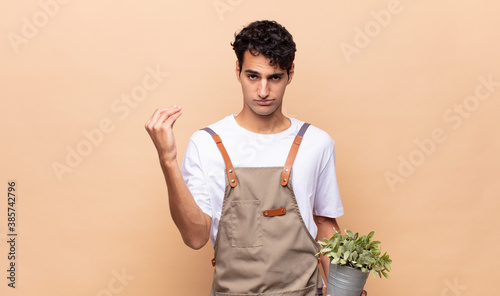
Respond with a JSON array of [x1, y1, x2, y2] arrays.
[[145, 105, 183, 165]]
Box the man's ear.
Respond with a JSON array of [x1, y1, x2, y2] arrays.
[[235, 60, 241, 82], [287, 63, 295, 85]]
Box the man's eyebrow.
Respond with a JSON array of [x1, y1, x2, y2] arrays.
[[244, 70, 260, 75], [244, 70, 285, 77]]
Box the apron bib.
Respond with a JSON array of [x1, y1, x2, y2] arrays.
[[202, 123, 321, 296]]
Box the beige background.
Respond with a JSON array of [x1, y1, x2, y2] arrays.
[[1, 0, 499, 295]]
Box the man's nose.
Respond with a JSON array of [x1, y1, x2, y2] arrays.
[[258, 80, 270, 99]]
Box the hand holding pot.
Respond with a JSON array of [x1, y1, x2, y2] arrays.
[[323, 285, 367, 296]]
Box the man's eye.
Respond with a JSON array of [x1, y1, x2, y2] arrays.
[[271, 76, 281, 81], [248, 75, 258, 80]]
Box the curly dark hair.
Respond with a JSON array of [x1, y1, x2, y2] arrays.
[[231, 20, 296, 75]]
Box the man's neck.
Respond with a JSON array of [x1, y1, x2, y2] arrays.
[[234, 109, 291, 134]]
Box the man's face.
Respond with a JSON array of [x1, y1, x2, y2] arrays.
[[236, 50, 294, 117]]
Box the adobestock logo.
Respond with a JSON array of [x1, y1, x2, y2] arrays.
[[340, 0, 417, 63], [441, 277, 467, 296], [213, 0, 244, 21], [7, 0, 71, 54], [96, 268, 135, 296], [384, 75, 498, 192], [51, 64, 169, 182], [236, 134, 274, 163]]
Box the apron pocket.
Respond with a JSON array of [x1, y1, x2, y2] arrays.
[[230, 200, 263, 248], [215, 284, 317, 296]]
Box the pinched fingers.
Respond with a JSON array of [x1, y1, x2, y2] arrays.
[[154, 106, 182, 130], [145, 105, 182, 132], [145, 105, 183, 163], [145, 107, 165, 128]]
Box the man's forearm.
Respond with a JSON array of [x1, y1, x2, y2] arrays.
[[144, 107, 209, 249], [314, 216, 340, 281], [161, 160, 210, 249]]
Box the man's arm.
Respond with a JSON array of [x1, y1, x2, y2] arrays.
[[314, 216, 367, 296], [314, 215, 340, 281], [145, 106, 211, 250]]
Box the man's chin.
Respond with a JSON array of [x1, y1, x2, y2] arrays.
[[252, 109, 277, 117], [250, 104, 280, 117]]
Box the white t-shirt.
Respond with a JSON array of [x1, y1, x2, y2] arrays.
[[180, 115, 344, 247]]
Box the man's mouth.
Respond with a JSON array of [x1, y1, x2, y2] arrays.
[[255, 100, 273, 106]]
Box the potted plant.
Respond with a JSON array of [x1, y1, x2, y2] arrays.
[[318, 229, 392, 296]]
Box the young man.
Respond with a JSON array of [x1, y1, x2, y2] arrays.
[[145, 20, 367, 296]]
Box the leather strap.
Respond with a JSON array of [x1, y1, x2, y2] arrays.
[[262, 207, 287, 217], [201, 127, 237, 188], [281, 123, 310, 186]]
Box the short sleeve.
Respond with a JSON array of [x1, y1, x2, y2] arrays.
[[180, 138, 212, 217], [313, 141, 344, 218]]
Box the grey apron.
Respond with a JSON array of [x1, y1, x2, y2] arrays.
[[202, 123, 321, 296]]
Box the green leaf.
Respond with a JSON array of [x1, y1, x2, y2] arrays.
[[347, 241, 354, 251], [384, 262, 391, 271], [332, 237, 339, 249], [319, 229, 391, 279], [322, 247, 333, 253]]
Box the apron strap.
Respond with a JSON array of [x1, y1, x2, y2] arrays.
[[281, 123, 310, 186], [201, 127, 238, 188]]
